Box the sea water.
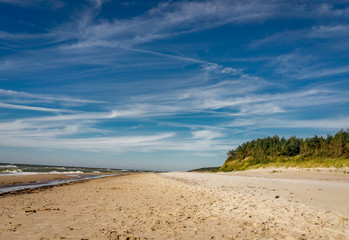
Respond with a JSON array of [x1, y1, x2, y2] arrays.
[[0, 163, 128, 175], [0, 163, 142, 194]]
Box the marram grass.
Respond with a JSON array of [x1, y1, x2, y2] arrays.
[[220, 157, 349, 172]]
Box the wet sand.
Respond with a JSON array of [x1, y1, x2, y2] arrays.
[[0, 172, 116, 185], [0, 174, 83, 185], [0, 170, 348, 239], [0, 173, 118, 194]]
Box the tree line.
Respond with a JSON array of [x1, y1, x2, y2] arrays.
[[224, 129, 349, 167]]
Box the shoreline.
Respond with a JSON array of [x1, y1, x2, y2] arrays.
[[0, 173, 125, 195]]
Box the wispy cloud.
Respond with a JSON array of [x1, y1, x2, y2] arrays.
[[266, 51, 349, 80], [228, 116, 349, 130], [0, 102, 77, 113], [310, 24, 349, 38], [0, 0, 64, 9], [298, 65, 349, 79], [63, 0, 277, 49], [1, 79, 346, 153], [129, 84, 346, 116], [0, 89, 105, 104], [2, 0, 348, 84], [0, 131, 176, 153], [192, 130, 224, 140], [249, 24, 349, 48], [0, 113, 231, 153], [5, 0, 344, 50], [58, 1, 349, 52], [24, 109, 146, 122]]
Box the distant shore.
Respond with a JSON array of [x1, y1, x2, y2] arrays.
[[0, 169, 348, 239]]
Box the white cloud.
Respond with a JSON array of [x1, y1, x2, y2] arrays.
[[0, 85, 347, 154], [248, 29, 307, 48], [312, 3, 349, 18], [0, 114, 232, 152], [17, 109, 145, 124], [67, 0, 276, 47], [2, 1, 348, 51], [0, 0, 64, 9], [192, 130, 224, 140], [298, 65, 349, 79], [201, 63, 241, 75], [123, 80, 348, 120], [62, 1, 349, 51], [0, 102, 77, 113], [231, 103, 285, 116], [250, 24, 349, 49], [0, 59, 13, 70], [228, 116, 349, 130], [0, 132, 176, 153], [266, 51, 349, 80], [310, 24, 349, 38], [0, 88, 105, 104]]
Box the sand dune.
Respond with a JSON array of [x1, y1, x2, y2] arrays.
[[0, 170, 348, 239]]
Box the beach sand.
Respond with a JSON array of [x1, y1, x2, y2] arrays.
[[0, 174, 83, 185], [0, 169, 348, 239]]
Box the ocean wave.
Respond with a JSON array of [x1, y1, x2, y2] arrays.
[[1, 169, 23, 174], [0, 164, 18, 168], [0, 170, 85, 175], [45, 167, 66, 170], [49, 171, 84, 174], [0, 174, 118, 194]]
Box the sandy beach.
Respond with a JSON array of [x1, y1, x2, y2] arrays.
[[0, 169, 348, 239]]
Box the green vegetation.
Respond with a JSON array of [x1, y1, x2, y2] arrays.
[[220, 129, 349, 171], [188, 167, 220, 172]]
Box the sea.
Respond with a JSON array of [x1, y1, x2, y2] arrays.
[[0, 163, 144, 194]]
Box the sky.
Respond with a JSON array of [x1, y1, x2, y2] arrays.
[[0, 0, 349, 171]]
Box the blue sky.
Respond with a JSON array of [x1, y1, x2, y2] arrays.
[[0, 0, 349, 171]]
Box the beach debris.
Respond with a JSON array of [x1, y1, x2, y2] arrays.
[[25, 209, 36, 213], [24, 208, 60, 213], [275, 195, 280, 199]]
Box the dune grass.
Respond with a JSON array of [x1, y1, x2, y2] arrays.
[[220, 156, 349, 172]]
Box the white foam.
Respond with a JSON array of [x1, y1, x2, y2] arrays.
[[0, 170, 84, 175], [0, 164, 18, 168], [46, 167, 66, 170], [49, 171, 84, 174], [1, 169, 23, 174], [0, 174, 120, 194]]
